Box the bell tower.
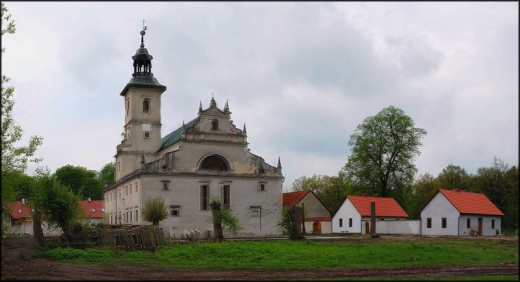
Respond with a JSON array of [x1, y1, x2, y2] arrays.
[[115, 24, 167, 181]]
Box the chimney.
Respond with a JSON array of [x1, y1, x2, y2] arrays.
[[88, 197, 92, 202], [21, 198, 26, 205], [362, 193, 367, 197], [373, 194, 379, 197], [452, 189, 459, 192]]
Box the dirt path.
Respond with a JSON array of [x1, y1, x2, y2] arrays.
[[2, 236, 518, 281]]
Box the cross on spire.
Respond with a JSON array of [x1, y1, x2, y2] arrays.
[[142, 19, 147, 30]]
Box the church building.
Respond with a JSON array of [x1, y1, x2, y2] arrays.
[[103, 28, 284, 238]]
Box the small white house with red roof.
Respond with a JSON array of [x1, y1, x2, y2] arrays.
[[283, 191, 332, 234], [4, 199, 105, 236], [332, 194, 418, 234], [418, 189, 504, 236]]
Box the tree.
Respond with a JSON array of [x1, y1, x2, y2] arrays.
[[55, 165, 102, 200], [435, 164, 469, 190], [291, 174, 350, 213], [473, 157, 519, 232], [341, 106, 427, 198], [1, 3, 43, 238], [141, 196, 168, 226], [98, 162, 115, 187], [2, 171, 35, 201], [1, 3, 43, 203], [207, 198, 243, 242], [278, 205, 305, 240], [32, 168, 84, 233], [410, 172, 437, 219]]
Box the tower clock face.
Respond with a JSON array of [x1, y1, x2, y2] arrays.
[[142, 124, 151, 132]]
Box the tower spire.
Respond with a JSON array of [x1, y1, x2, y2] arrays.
[[224, 99, 229, 112], [243, 123, 247, 135], [277, 157, 282, 175], [198, 101, 202, 113]]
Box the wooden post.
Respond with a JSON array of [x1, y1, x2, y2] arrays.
[[370, 202, 376, 235]]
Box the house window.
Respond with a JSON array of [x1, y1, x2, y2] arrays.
[[144, 131, 150, 138], [427, 218, 432, 228], [251, 206, 260, 217], [117, 162, 121, 171], [162, 181, 170, 191], [349, 218, 352, 227], [135, 210, 138, 221], [200, 185, 209, 210], [200, 155, 228, 171], [143, 99, 150, 113], [211, 119, 219, 130], [222, 185, 230, 208], [467, 218, 471, 228], [129, 184, 132, 194], [491, 219, 495, 229], [136, 182, 138, 192], [339, 218, 343, 227], [259, 182, 266, 191], [442, 218, 447, 228], [126, 99, 129, 115], [130, 210, 132, 222], [119, 189, 121, 198], [125, 186, 128, 196], [170, 205, 180, 217]]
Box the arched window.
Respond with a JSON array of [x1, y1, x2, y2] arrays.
[[200, 155, 228, 171], [211, 119, 219, 130], [143, 99, 150, 113]]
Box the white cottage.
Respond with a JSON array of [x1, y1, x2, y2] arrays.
[[103, 27, 284, 239], [332, 195, 410, 234], [419, 189, 504, 236]]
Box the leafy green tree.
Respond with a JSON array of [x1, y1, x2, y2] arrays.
[[278, 205, 305, 240], [32, 168, 83, 233], [291, 174, 350, 213], [435, 164, 470, 190], [141, 196, 168, 226], [1, 3, 43, 238], [1, 3, 43, 203], [410, 172, 437, 219], [2, 171, 36, 201], [55, 165, 102, 200], [207, 198, 243, 242], [98, 162, 115, 187], [473, 158, 519, 232], [341, 106, 427, 198]]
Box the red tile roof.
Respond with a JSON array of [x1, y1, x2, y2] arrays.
[[8, 201, 32, 220], [347, 196, 409, 218], [80, 200, 105, 219], [437, 189, 504, 216], [304, 217, 332, 222], [283, 191, 310, 208]]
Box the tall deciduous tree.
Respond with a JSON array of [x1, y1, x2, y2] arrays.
[[1, 3, 43, 203], [55, 165, 102, 200], [291, 174, 350, 213], [341, 106, 427, 198], [435, 164, 469, 190], [411, 172, 437, 219], [33, 168, 83, 233], [98, 162, 115, 187]]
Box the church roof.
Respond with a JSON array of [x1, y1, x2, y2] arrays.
[[158, 117, 198, 152]]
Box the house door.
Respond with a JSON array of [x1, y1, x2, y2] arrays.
[[313, 221, 321, 234], [478, 218, 482, 236], [365, 222, 370, 234]]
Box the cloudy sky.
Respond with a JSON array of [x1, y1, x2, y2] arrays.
[[3, 2, 518, 190]]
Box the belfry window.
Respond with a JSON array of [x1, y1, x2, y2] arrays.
[[211, 119, 219, 130], [143, 99, 150, 113]]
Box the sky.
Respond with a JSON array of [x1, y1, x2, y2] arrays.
[[2, 2, 518, 191]]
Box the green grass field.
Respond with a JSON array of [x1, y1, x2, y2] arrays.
[[37, 239, 518, 270]]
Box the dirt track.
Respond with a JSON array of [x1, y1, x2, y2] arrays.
[[1, 236, 518, 281]]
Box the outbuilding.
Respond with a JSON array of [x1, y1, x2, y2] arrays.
[[283, 190, 332, 234], [332, 194, 412, 234], [418, 189, 504, 236]]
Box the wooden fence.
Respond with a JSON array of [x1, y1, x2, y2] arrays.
[[37, 226, 180, 250]]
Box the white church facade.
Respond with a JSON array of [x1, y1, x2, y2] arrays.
[[103, 28, 284, 238]]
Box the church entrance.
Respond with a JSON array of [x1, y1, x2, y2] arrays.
[[312, 221, 321, 234]]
